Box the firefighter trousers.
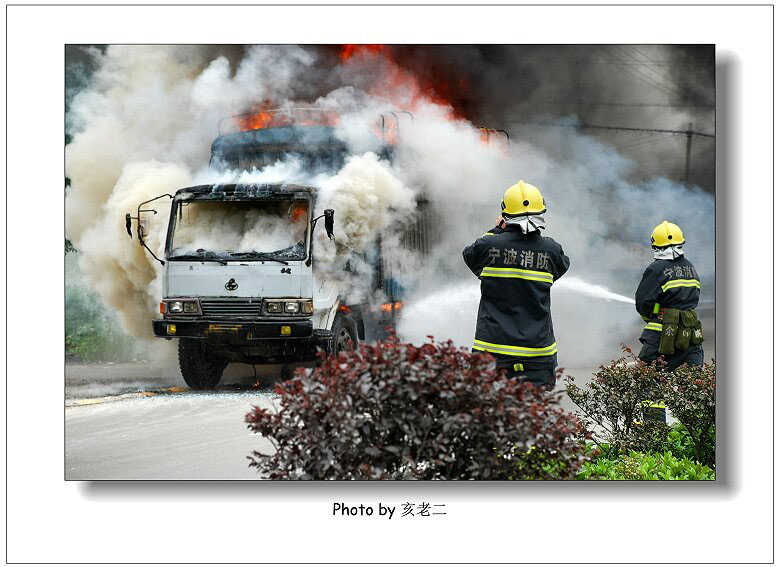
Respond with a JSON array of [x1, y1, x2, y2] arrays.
[[502, 364, 556, 391], [639, 343, 704, 372]]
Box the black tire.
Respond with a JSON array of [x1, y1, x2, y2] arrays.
[[331, 314, 358, 355], [178, 339, 227, 390]]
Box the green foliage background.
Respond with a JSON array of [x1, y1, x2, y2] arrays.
[[65, 249, 142, 362]]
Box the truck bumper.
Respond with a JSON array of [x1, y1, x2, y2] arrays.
[[153, 318, 316, 340], [153, 318, 332, 363]]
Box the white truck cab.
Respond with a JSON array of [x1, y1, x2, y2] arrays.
[[127, 182, 363, 389]]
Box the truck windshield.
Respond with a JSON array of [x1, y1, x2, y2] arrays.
[[169, 199, 309, 261]]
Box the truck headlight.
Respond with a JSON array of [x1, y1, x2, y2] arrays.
[[266, 301, 283, 314], [183, 302, 199, 313], [168, 301, 183, 313], [302, 300, 314, 314], [164, 299, 200, 315], [285, 301, 300, 314]]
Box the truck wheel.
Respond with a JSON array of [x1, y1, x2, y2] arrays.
[[178, 339, 227, 390], [332, 314, 358, 355]]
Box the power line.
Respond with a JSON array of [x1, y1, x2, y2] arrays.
[[516, 57, 711, 68], [530, 101, 712, 109], [619, 45, 681, 94], [615, 134, 677, 152], [507, 119, 715, 138], [593, 46, 678, 99]]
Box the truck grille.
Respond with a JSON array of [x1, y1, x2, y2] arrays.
[[200, 298, 263, 319]]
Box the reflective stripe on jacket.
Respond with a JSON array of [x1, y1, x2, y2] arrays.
[[463, 225, 569, 368]]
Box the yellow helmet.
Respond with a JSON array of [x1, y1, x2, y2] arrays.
[[650, 221, 685, 248], [501, 180, 546, 216]]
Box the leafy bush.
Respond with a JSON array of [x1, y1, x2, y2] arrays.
[[565, 346, 668, 456], [666, 423, 697, 461], [65, 284, 140, 362], [246, 334, 586, 480], [566, 348, 716, 469], [660, 362, 716, 467], [583, 424, 697, 463], [577, 451, 715, 480]]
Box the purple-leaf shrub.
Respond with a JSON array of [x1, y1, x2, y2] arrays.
[[246, 334, 585, 480]]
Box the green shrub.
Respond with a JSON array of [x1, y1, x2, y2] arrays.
[[565, 346, 668, 456], [566, 348, 716, 468], [666, 423, 697, 461], [577, 451, 715, 480], [586, 425, 697, 462], [660, 362, 716, 467]]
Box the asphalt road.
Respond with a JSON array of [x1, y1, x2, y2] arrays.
[[65, 362, 284, 480], [65, 312, 714, 481]]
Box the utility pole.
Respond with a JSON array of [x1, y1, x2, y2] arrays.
[[506, 119, 715, 188], [684, 122, 693, 187]]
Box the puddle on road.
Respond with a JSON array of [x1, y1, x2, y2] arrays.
[[65, 362, 297, 402]]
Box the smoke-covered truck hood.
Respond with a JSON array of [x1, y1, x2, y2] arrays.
[[164, 260, 313, 298]]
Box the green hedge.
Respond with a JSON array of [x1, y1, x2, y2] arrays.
[[577, 450, 715, 480]]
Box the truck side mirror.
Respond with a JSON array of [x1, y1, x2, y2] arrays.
[[324, 209, 334, 240], [124, 192, 173, 266]]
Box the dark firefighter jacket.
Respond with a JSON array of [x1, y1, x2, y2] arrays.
[[462, 224, 570, 369], [635, 255, 700, 350]]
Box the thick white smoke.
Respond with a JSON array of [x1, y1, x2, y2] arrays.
[[65, 45, 714, 368], [171, 201, 307, 257], [316, 152, 416, 261]]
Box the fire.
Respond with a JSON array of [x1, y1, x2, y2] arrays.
[[339, 44, 385, 61], [337, 44, 466, 120], [238, 110, 273, 131], [233, 108, 341, 133], [379, 301, 403, 313], [231, 46, 474, 135]]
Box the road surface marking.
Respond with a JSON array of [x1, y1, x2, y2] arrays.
[[66, 386, 189, 408]]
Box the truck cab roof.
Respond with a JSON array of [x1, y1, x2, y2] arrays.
[[173, 183, 317, 201]]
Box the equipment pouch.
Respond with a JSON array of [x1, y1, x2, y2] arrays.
[[662, 308, 680, 326], [675, 326, 692, 350], [681, 310, 697, 328], [675, 309, 695, 350], [659, 308, 680, 355], [688, 309, 704, 346]]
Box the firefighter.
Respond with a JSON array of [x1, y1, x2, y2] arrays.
[[635, 221, 704, 421], [463, 180, 570, 390], [635, 220, 704, 370]]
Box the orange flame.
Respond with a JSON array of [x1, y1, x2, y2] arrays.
[[235, 108, 341, 133], [379, 301, 403, 313], [238, 110, 274, 131], [339, 44, 386, 61], [336, 44, 467, 120]]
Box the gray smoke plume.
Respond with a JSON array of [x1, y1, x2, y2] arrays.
[[65, 45, 714, 367]]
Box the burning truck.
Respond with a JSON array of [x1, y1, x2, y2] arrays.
[[124, 108, 420, 388]]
